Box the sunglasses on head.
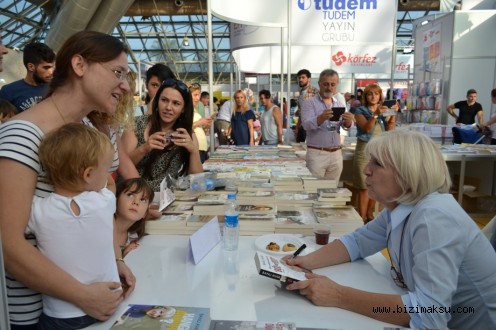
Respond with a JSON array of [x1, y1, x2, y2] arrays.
[[162, 79, 189, 93], [189, 82, 201, 89]]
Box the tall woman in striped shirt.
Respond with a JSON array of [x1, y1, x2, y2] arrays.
[[0, 31, 135, 329]]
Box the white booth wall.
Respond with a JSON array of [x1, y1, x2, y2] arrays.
[[413, 10, 496, 196]]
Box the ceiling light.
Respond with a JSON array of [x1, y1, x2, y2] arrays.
[[182, 36, 189, 47], [403, 47, 413, 54], [421, 20, 429, 26]]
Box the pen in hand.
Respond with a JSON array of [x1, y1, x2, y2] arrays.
[[291, 244, 306, 259]]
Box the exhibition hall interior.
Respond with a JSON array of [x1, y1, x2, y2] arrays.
[[0, 1, 496, 329]]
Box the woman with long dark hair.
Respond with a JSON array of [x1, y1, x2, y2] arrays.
[[123, 79, 203, 191]]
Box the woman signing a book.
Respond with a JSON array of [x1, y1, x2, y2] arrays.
[[122, 79, 203, 191], [284, 130, 496, 330]]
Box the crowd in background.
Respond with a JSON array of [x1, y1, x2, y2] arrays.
[[0, 30, 496, 330]]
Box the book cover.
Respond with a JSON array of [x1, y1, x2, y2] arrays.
[[236, 190, 276, 201], [312, 206, 361, 222], [197, 193, 229, 205], [317, 188, 352, 198], [162, 201, 196, 214], [111, 304, 210, 329], [209, 320, 296, 330], [236, 204, 276, 216], [254, 252, 309, 283], [236, 182, 275, 192], [275, 192, 318, 204]]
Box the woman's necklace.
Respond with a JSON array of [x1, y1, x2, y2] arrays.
[[51, 97, 66, 124]]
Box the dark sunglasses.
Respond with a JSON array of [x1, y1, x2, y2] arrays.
[[162, 79, 189, 93]]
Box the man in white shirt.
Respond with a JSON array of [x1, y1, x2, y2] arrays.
[[215, 100, 232, 145]]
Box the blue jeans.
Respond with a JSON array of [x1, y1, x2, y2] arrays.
[[37, 313, 98, 330]]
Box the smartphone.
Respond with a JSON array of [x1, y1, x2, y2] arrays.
[[383, 99, 397, 108], [330, 107, 345, 122]]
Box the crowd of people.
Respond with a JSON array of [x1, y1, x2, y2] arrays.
[[0, 29, 495, 330]]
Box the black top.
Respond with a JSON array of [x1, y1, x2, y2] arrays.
[[454, 101, 482, 125]]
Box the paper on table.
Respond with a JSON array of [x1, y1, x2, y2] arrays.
[[159, 177, 175, 212], [189, 216, 222, 264]]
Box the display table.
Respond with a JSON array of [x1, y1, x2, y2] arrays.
[[86, 235, 405, 330]]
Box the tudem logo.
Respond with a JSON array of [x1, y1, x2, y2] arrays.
[[298, 0, 378, 11], [298, 0, 312, 10]]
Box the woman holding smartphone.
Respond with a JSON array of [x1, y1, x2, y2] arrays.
[[352, 84, 397, 222]]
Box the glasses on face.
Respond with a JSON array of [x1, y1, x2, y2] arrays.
[[100, 63, 129, 81], [162, 78, 189, 93]]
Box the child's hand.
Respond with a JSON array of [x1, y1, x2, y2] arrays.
[[123, 241, 140, 257], [146, 204, 161, 219]]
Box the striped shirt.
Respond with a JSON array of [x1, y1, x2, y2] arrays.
[[0, 120, 46, 325], [0, 119, 119, 325]]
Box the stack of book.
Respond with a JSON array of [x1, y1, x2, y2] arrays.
[[145, 213, 190, 235], [302, 177, 338, 193], [236, 190, 275, 204], [312, 205, 363, 236], [193, 192, 229, 216], [270, 174, 303, 192], [274, 205, 318, 235], [316, 188, 352, 206], [237, 203, 277, 235], [274, 191, 318, 207], [236, 181, 275, 192]]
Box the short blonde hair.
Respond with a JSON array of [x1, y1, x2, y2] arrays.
[[365, 130, 451, 204], [39, 123, 113, 190]]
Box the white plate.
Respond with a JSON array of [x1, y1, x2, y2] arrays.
[[254, 234, 305, 256]]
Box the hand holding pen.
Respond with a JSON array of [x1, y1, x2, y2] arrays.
[[291, 244, 307, 259]]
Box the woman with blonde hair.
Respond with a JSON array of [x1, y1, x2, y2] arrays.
[[352, 83, 397, 222], [226, 89, 256, 145], [286, 130, 496, 330]]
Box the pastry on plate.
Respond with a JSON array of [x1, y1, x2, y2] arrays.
[[282, 243, 298, 252], [266, 242, 280, 251]]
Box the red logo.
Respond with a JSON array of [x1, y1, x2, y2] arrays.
[[332, 51, 347, 66], [331, 51, 377, 67]]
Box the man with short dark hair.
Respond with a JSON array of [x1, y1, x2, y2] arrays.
[[447, 88, 484, 125], [0, 42, 55, 112], [259, 89, 283, 145], [301, 69, 353, 180], [295, 69, 319, 142]]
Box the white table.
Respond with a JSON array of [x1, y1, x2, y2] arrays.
[[86, 235, 405, 330]]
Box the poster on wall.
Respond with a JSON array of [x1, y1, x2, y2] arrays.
[[291, 0, 396, 45], [423, 23, 442, 72]]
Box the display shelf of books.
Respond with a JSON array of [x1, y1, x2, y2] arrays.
[[146, 145, 363, 237], [403, 79, 442, 124]]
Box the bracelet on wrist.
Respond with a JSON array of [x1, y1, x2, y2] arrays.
[[116, 258, 125, 264]]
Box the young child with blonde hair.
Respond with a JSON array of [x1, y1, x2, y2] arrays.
[[26, 123, 121, 329]]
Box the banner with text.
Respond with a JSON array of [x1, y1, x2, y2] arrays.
[[291, 0, 396, 45]]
